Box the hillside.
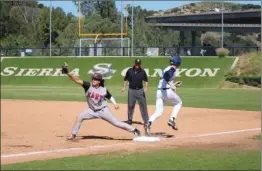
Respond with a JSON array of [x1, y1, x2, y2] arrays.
[[231, 52, 261, 76], [221, 52, 261, 88], [153, 2, 261, 16]]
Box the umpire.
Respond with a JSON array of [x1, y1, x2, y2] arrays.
[[121, 58, 150, 135]]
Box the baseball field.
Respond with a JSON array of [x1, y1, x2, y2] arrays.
[[1, 56, 261, 170]]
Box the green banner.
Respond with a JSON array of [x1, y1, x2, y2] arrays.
[[1, 57, 234, 88]]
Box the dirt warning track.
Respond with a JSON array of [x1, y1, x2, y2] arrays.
[[1, 99, 260, 164]]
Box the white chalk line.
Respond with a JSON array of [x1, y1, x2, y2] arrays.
[[230, 57, 239, 70], [1, 142, 131, 158], [169, 128, 261, 140], [1, 128, 260, 159]]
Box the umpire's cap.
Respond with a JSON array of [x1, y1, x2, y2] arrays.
[[92, 73, 103, 81], [134, 58, 141, 65]]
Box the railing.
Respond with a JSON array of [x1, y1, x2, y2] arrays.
[[148, 23, 261, 28], [146, 9, 261, 18], [0, 46, 260, 57]]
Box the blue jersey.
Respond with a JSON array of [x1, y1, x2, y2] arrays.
[[157, 66, 176, 89]]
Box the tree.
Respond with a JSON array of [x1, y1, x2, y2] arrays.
[[36, 7, 50, 47], [201, 32, 220, 46], [72, 0, 98, 17], [95, 0, 117, 22], [0, 2, 13, 38]]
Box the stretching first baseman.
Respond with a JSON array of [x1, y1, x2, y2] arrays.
[[61, 63, 141, 140], [147, 55, 183, 134]]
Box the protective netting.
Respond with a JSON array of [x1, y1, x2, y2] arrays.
[[146, 47, 159, 56], [76, 38, 130, 56]]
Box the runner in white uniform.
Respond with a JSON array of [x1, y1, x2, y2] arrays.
[[147, 55, 183, 134]]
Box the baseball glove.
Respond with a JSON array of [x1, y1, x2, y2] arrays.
[[61, 62, 69, 74]]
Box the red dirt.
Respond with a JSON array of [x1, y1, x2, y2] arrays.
[[1, 99, 261, 164]]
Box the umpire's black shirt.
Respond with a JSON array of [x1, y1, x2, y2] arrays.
[[124, 66, 148, 89]]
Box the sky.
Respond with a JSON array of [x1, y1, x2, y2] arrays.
[[38, 1, 261, 16]]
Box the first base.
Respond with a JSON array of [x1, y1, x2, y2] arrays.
[[133, 136, 160, 142]]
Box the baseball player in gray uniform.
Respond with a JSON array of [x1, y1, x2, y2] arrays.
[[61, 63, 141, 140]]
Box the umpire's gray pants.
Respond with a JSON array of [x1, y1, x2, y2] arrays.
[[72, 107, 136, 135], [128, 88, 149, 124]]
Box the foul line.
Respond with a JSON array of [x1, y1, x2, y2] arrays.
[[1, 142, 131, 158], [1, 128, 260, 159], [230, 57, 239, 70], [170, 128, 261, 140]]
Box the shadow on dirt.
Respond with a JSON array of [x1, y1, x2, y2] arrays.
[[58, 131, 173, 141], [150, 132, 174, 138], [122, 120, 144, 125], [8, 145, 33, 148], [80, 135, 132, 141]]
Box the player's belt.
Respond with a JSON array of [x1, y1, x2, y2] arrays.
[[92, 106, 106, 112], [158, 88, 170, 90], [129, 87, 143, 90]]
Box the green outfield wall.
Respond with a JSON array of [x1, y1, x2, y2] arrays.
[[1, 57, 235, 88]]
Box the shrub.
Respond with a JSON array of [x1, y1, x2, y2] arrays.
[[171, 8, 179, 13], [232, 52, 261, 76], [216, 48, 229, 58], [225, 76, 261, 87]]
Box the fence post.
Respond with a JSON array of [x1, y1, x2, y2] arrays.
[[85, 47, 88, 56], [75, 47, 78, 56]]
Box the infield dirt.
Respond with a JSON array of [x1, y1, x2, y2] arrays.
[[1, 99, 260, 164]]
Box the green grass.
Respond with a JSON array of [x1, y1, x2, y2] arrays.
[[250, 135, 261, 140], [1, 85, 260, 111], [1, 148, 260, 170]]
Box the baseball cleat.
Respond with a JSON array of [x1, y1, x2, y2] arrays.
[[66, 134, 76, 140], [144, 122, 151, 136], [133, 128, 141, 137], [124, 120, 133, 125], [168, 119, 178, 130]]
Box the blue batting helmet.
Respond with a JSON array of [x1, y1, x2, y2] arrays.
[[170, 55, 181, 66]]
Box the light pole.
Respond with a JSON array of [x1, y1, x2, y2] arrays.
[[131, 0, 134, 57], [49, 0, 52, 57], [221, 1, 224, 48], [120, 0, 123, 56]]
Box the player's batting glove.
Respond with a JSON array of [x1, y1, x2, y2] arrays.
[[171, 85, 176, 92], [61, 62, 69, 74], [169, 81, 176, 92], [174, 81, 182, 87]]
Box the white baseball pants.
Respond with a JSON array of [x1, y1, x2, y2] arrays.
[[149, 89, 182, 123], [72, 107, 136, 135]]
